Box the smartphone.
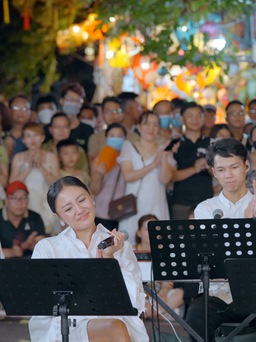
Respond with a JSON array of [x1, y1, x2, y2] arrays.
[[164, 138, 180, 151]]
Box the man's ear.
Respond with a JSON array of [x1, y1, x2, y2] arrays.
[[245, 161, 250, 173], [212, 167, 217, 178]]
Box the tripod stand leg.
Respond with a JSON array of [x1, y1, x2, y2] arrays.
[[143, 283, 204, 342]]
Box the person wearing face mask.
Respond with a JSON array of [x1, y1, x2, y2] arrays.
[[152, 100, 172, 143], [170, 97, 187, 139], [59, 82, 94, 152], [77, 103, 98, 130], [87, 96, 138, 169], [35, 94, 58, 142], [90, 123, 127, 231]]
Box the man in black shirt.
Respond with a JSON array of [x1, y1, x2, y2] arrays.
[[171, 102, 213, 219], [0, 181, 46, 258]]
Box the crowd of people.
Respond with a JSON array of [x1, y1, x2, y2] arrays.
[[1, 81, 256, 340]]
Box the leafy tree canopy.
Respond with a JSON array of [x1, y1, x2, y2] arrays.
[[0, 0, 254, 97]]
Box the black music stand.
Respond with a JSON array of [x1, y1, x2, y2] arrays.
[[0, 258, 137, 342], [148, 218, 256, 342], [223, 258, 256, 341]]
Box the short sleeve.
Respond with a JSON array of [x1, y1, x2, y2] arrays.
[[118, 140, 134, 163]]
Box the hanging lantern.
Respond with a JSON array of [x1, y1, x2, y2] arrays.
[[23, 7, 30, 31], [3, 0, 10, 24]]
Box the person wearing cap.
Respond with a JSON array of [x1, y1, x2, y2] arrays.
[[0, 181, 46, 258], [202, 104, 217, 138]]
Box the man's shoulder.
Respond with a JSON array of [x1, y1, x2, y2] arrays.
[[194, 196, 221, 219], [27, 209, 43, 220]]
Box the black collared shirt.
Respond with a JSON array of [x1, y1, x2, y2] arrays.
[[172, 135, 213, 206], [0, 207, 45, 257]]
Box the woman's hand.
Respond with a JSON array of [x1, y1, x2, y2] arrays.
[[97, 229, 126, 258], [245, 179, 256, 217]]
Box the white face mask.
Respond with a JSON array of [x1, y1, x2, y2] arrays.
[[80, 118, 96, 129], [38, 108, 56, 125], [62, 101, 82, 116]]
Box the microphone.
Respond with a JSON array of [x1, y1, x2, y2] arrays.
[[97, 231, 129, 250], [213, 209, 224, 219]]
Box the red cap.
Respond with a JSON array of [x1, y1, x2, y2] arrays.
[[6, 181, 29, 196]]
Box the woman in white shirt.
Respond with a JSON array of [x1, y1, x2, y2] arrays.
[[29, 176, 148, 342]]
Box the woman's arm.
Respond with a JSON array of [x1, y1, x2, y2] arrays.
[[38, 152, 60, 185], [120, 154, 162, 183], [90, 160, 106, 195], [159, 151, 176, 184], [9, 153, 32, 183]]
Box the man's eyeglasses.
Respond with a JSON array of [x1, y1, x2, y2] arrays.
[[227, 111, 245, 117], [104, 108, 123, 116], [8, 196, 28, 202], [11, 106, 30, 112]]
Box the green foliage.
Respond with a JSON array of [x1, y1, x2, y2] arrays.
[[0, 0, 254, 98]]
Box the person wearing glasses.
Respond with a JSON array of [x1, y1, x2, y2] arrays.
[[0, 181, 46, 258], [225, 100, 247, 144], [4, 95, 31, 160], [87, 96, 138, 168]]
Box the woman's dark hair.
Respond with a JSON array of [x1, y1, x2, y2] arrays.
[[105, 122, 127, 137], [138, 110, 160, 125], [206, 138, 248, 167], [135, 214, 158, 245], [49, 112, 70, 127], [209, 124, 233, 138], [47, 176, 90, 214]]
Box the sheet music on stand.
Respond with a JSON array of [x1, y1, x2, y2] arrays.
[[148, 218, 256, 282]]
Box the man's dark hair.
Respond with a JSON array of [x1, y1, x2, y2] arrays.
[[117, 92, 138, 111], [78, 103, 98, 118], [170, 97, 187, 110], [225, 100, 244, 113], [102, 96, 122, 111], [47, 176, 90, 214], [248, 99, 256, 108], [206, 138, 248, 167], [35, 94, 58, 111], [180, 101, 203, 116]]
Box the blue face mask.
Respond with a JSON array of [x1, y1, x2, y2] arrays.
[[171, 113, 183, 128], [159, 115, 171, 129], [106, 137, 124, 151]]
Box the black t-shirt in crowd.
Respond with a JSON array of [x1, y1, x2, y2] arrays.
[[0, 208, 46, 257], [172, 135, 213, 207], [70, 122, 94, 153]]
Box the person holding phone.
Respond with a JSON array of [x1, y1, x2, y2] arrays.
[[29, 176, 149, 342]]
